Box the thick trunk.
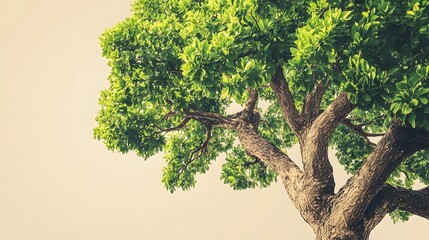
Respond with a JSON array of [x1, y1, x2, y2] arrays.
[[313, 207, 371, 240], [315, 227, 368, 240], [291, 184, 372, 240]]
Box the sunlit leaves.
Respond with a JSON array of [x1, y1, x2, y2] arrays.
[[390, 65, 429, 129], [288, 6, 352, 97], [390, 209, 411, 223], [94, 97, 166, 159]]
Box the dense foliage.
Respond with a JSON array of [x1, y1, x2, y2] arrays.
[[95, 0, 429, 223]]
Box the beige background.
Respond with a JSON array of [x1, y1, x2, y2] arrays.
[[0, 0, 427, 239]]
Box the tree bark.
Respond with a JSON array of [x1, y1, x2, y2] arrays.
[[301, 93, 354, 195], [270, 66, 304, 137]]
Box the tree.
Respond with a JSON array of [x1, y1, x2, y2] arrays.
[[94, 0, 429, 239]]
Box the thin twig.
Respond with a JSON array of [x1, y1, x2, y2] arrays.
[[177, 126, 212, 175], [151, 117, 191, 134]]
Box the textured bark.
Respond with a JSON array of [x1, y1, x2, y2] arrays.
[[364, 184, 429, 232], [301, 93, 354, 195], [316, 228, 368, 240], [397, 186, 429, 219], [270, 66, 304, 136], [303, 81, 324, 123], [290, 93, 355, 228], [235, 120, 306, 214], [363, 185, 399, 232]]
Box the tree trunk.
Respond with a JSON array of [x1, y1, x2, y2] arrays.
[[290, 185, 371, 240], [315, 228, 368, 240]]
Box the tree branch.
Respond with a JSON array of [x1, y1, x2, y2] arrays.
[[152, 111, 235, 137], [234, 90, 300, 178], [307, 93, 354, 143], [396, 185, 429, 219], [341, 118, 382, 145], [185, 111, 235, 129], [270, 66, 304, 136], [364, 184, 429, 231], [234, 117, 303, 209], [243, 88, 258, 115], [301, 93, 354, 195], [303, 81, 324, 123], [330, 122, 429, 227], [240, 88, 261, 131], [363, 185, 400, 231], [152, 117, 191, 134]]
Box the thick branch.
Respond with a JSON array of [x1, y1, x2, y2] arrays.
[[235, 121, 301, 179], [301, 93, 354, 194], [364, 185, 429, 230], [363, 185, 400, 231], [303, 81, 324, 123], [235, 119, 303, 204], [243, 88, 258, 115], [396, 185, 429, 219], [234, 90, 296, 175], [306, 93, 354, 144], [270, 66, 304, 135], [330, 122, 429, 227], [241, 88, 261, 130]]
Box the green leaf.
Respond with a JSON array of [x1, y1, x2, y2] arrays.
[[220, 87, 229, 99], [328, 53, 336, 63], [353, 32, 362, 42], [408, 74, 420, 87], [344, 82, 354, 92], [396, 82, 408, 90], [408, 113, 416, 128], [387, 68, 400, 75], [415, 113, 427, 127], [402, 103, 413, 115], [391, 102, 402, 114], [417, 88, 429, 95], [419, 97, 428, 105], [363, 93, 371, 102]]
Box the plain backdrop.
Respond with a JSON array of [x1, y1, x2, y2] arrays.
[[0, 0, 427, 239]]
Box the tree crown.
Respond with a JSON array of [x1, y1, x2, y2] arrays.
[[95, 0, 429, 223]]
